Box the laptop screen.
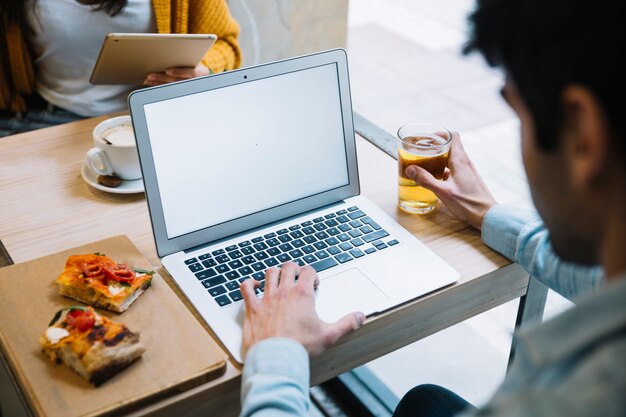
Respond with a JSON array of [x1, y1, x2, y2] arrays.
[[142, 63, 350, 239]]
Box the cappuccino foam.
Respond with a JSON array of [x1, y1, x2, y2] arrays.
[[100, 125, 135, 147]]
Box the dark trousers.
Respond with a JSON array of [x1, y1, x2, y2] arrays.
[[392, 384, 475, 417], [0, 94, 85, 138]]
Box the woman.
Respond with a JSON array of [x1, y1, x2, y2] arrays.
[[0, 0, 242, 136]]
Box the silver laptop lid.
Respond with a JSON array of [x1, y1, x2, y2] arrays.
[[129, 49, 360, 258]]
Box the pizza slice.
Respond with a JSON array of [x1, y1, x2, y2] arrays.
[[55, 253, 152, 313], [39, 306, 145, 386]]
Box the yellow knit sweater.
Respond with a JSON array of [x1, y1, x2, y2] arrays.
[[0, 0, 241, 112]]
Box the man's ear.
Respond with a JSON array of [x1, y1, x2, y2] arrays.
[[561, 85, 611, 190]]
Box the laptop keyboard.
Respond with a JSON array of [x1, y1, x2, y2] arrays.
[[183, 206, 399, 308]]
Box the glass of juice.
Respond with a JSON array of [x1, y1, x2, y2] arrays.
[[397, 123, 452, 214]]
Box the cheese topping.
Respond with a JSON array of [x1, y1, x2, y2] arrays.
[[45, 327, 70, 344], [108, 283, 125, 296]]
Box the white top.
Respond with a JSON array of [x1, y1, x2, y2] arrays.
[[25, 0, 156, 116]]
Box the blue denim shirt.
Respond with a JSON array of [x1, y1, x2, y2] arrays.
[[240, 205, 620, 417], [481, 205, 603, 301], [461, 275, 626, 417]]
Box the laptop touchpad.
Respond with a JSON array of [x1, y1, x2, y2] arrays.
[[316, 268, 389, 323]]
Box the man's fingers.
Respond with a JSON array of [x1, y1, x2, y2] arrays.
[[448, 132, 469, 167], [405, 165, 447, 194], [240, 279, 260, 313], [264, 267, 280, 296], [278, 261, 299, 288], [442, 167, 451, 181], [324, 311, 366, 345], [297, 266, 318, 294]]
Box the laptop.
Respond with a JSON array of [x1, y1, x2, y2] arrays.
[[128, 49, 459, 363]]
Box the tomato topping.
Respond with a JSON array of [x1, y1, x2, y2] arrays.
[[104, 264, 136, 283], [81, 260, 103, 277], [66, 309, 96, 332]]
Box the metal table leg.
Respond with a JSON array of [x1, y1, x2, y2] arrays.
[[507, 276, 549, 372]]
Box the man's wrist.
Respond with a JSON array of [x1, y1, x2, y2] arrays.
[[481, 204, 540, 260], [477, 203, 498, 231], [244, 338, 310, 383]]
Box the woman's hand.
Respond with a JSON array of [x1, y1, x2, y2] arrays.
[[143, 63, 213, 86]]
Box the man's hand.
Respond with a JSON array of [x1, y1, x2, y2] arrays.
[[405, 132, 497, 230], [240, 262, 366, 359], [143, 63, 212, 86]]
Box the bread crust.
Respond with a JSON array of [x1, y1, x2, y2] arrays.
[[57, 278, 151, 313]]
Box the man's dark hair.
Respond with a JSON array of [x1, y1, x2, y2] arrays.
[[464, 0, 624, 155]]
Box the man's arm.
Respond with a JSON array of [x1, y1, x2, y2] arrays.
[[239, 263, 365, 416], [240, 339, 310, 417], [481, 204, 603, 301], [406, 133, 602, 301]]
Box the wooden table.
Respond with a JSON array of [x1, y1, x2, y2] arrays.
[[0, 115, 539, 416]]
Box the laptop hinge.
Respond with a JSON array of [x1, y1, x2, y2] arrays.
[[183, 200, 348, 254]]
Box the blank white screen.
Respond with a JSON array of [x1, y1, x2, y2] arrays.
[[143, 64, 349, 239]]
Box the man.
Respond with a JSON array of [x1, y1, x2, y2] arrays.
[[239, 0, 625, 415]]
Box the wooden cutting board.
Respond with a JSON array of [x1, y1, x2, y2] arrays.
[[0, 235, 227, 417]]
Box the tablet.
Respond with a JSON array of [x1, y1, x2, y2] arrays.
[[90, 33, 217, 85]]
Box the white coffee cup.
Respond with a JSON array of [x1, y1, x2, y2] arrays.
[[86, 115, 141, 181]]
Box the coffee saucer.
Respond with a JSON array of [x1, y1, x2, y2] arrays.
[[81, 161, 144, 194]]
